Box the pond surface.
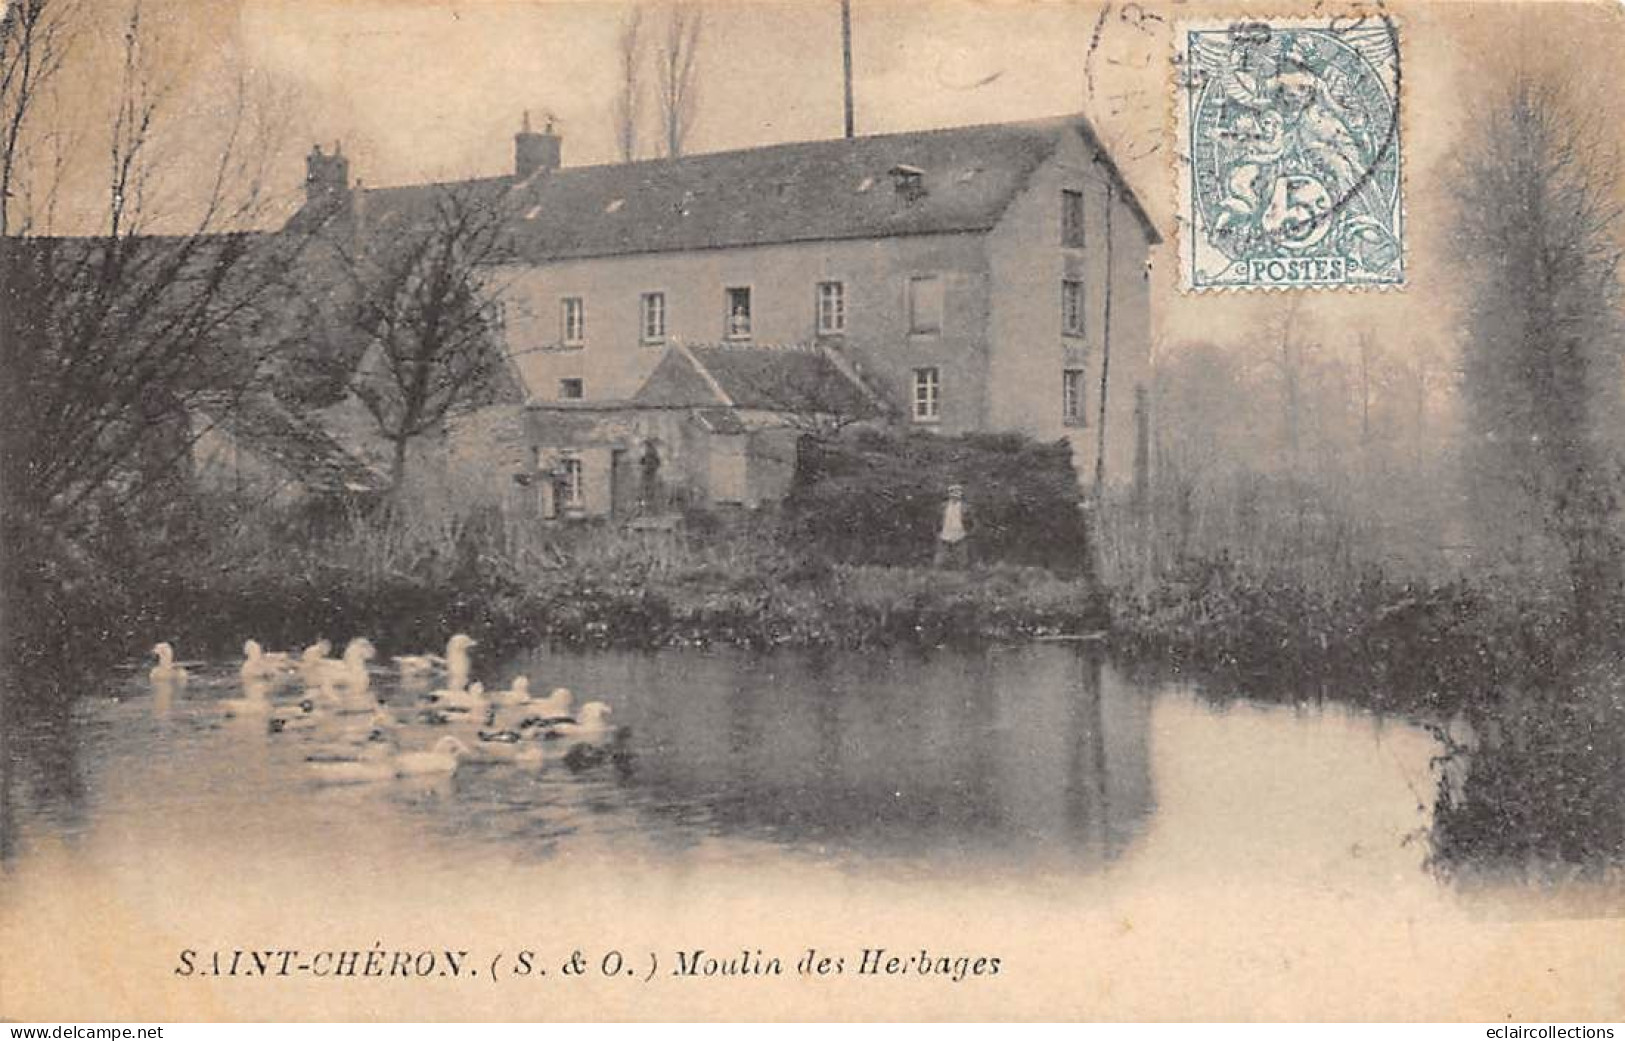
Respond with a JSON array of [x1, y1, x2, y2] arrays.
[[2, 644, 1620, 1020]]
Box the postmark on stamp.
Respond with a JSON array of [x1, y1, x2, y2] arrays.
[[1175, 17, 1403, 291]]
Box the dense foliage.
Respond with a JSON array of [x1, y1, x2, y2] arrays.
[[783, 427, 1092, 573]]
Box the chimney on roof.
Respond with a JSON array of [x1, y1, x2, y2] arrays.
[[305, 142, 350, 211], [889, 163, 926, 201], [515, 111, 562, 179]]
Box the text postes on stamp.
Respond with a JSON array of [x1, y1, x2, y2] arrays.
[[1175, 17, 1403, 291]]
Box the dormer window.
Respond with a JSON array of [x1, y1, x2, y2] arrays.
[[890, 164, 926, 201]]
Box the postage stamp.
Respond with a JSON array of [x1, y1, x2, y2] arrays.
[[1175, 17, 1404, 291]]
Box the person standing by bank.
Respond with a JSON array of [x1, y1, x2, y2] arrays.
[[934, 483, 970, 567]]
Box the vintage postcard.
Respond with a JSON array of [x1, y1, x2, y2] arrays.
[[1, 0, 1623, 1024]]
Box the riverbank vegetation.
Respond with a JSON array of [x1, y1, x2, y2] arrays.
[[3, 5, 1622, 884]]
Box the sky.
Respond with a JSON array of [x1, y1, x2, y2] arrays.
[[25, 0, 1625, 359]]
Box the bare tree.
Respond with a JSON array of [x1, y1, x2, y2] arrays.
[[336, 185, 515, 496], [655, 3, 703, 158], [1, 2, 303, 672], [1454, 72, 1625, 629], [613, 5, 644, 163], [1, 2, 296, 539], [1, 0, 78, 237]]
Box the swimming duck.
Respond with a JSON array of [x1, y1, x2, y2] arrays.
[[427, 680, 486, 712], [546, 701, 614, 744], [298, 639, 334, 686], [512, 686, 574, 728], [487, 675, 532, 707], [313, 638, 376, 696], [443, 633, 477, 689], [239, 640, 294, 682], [469, 727, 527, 765], [392, 735, 471, 777], [149, 643, 189, 684], [393, 631, 475, 677]]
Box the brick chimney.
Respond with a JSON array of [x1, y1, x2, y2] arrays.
[[304, 142, 350, 212], [515, 111, 561, 179]]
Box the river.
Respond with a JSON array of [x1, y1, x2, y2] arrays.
[[1, 644, 1620, 1019]]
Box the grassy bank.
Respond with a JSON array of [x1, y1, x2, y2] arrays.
[[124, 517, 1109, 664], [7, 493, 1622, 877], [6, 495, 1578, 710], [1103, 554, 1584, 715]]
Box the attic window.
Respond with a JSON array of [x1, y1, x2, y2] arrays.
[[890, 164, 926, 200], [605, 198, 625, 213]]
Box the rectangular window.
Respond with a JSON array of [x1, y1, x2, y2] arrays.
[[1063, 279, 1085, 337], [641, 291, 666, 343], [561, 297, 586, 346], [908, 275, 943, 335], [558, 378, 584, 400], [1063, 367, 1086, 426], [561, 457, 584, 508], [912, 367, 941, 423], [816, 281, 846, 335], [725, 287, 752, 339], [1062, 188, 1086, 248]]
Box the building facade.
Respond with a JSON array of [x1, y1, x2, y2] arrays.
[[289, 114, 1158, 511]]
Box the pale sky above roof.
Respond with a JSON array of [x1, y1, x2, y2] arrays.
[[29, 0, 1625, 361]]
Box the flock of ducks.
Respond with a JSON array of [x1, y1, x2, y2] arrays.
[[146, 634, 627, 784]]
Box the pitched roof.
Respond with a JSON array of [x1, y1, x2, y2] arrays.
[[286, 114, 1159, 261], [194, 392, 388, 496], [633, 342, 882, 418]]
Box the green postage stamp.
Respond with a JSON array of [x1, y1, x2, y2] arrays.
[[1175, 17, 1404, 290]]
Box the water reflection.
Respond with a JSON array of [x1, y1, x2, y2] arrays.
[[1, 678, 90, 863], [480, 645, 1156, 866], [1, 645, 1161, 872], [5, 646, 1624, 1020]]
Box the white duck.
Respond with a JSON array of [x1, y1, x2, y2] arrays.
[[443, 633, 477, 691], [149, 642, 189, 684], [501, 685, 572, 732], [298, 639, 334, 686], [527, 686, 575, 719], [313, 638, 376, 695], [549, 701, 614, 744], [240, 640, 294, 682], [392, 735, 471, 777], [394, 632, 474, 678], [429, 680, 486, 712], [487, 675, 532, 708]]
